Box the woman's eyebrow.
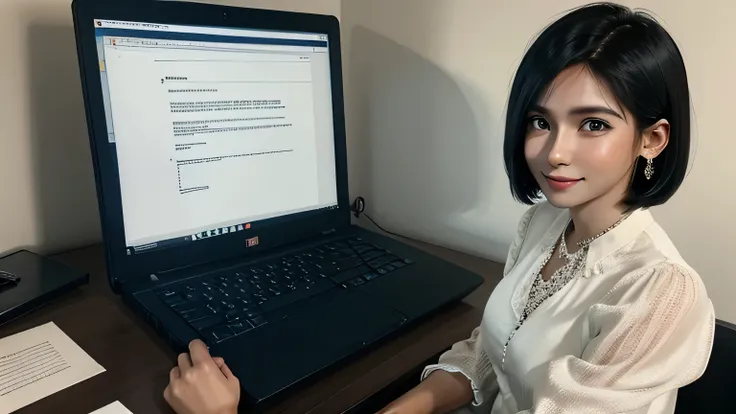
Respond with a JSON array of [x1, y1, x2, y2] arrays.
[[568, 105, 624, 119], [529, 104, 624, 120]]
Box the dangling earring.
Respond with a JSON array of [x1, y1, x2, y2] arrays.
[[644, 158, 654, 180]]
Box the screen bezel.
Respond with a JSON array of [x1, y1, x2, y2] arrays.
[[72, 0, 350, 288]]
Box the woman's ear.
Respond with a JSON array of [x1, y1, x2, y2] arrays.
[[640, 119, 670, 159]]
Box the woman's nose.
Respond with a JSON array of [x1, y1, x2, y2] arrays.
[[547, 129, 574, 167]]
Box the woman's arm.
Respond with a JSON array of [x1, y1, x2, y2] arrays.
[[378, 370, 474, 414], [527, 263, 714, 413], [379, 326, 496, 413]]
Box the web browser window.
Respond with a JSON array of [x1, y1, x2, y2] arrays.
[[93, 19, 338, 252]]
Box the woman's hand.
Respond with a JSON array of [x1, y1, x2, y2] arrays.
[[164, 339, 240, 414]]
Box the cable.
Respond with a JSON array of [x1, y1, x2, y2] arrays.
[[350, 196, 414, 240]]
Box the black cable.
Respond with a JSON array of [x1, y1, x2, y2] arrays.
[[350, 196, 414, 240]]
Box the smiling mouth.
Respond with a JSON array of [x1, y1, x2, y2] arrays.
[[543, 173, 583, 190], [544, 174, 583, 182]]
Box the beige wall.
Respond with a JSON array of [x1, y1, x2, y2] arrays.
[[0, 0, 339, 256], [194, 0, 340, 15], [3, 0, 734, 320], [341, 0, 736, 321], [1, 0, 98, 256]]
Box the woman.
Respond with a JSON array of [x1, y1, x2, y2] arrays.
[[164, 3, 714, 414], [380, 3, 714, 413]]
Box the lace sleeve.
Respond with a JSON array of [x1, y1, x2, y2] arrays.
[[504, 204, 540, 277], [421, 327, 497, 406], [529, 263, 715, 414]]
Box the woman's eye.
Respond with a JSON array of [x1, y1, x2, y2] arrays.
[[582, 119, 609, 132], [530, 117, 550, 130]]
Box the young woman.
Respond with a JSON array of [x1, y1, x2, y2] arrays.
[[163, 3, 714, 414], [380, 3, 714, 413]]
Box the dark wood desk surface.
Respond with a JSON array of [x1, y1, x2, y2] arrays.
[[2, 242, 503, 414]]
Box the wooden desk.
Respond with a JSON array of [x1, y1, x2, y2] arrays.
[[2, 243, 503, 414]]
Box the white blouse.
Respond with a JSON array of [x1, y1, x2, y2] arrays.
[[422, 202, 715, 414]]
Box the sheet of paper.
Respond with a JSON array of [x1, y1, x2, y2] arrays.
[[0, 322, 105, 414], [90, 401, 134, 414]]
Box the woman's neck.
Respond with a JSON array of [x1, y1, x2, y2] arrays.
[[567, 194, 627, 246]]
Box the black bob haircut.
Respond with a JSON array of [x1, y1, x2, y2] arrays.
[[503, 2, 691, 209]]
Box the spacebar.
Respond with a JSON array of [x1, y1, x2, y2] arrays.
[[260, 279, 335, 313]]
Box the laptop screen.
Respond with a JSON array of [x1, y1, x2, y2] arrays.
[[92, 19, 339, 254]]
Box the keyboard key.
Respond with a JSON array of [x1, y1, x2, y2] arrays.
[[354, 245, 374, 254], [391, 260, 407, 269], [250, 316, 267, 327], [245, 310, 261, 319], [331, 265, 370, 284], [205, 325, 234, 342], [367, 255, 399, 269], [182, 308, 210, 321], [229, 321, 253, 335], [335, 260, 363, 272], [192, 315, 222, 330], [342, 277, 366, 288], [164, 296, 185, 306], [158, 289, 178, 298], [225, 309, 241, 323], [260, 277, 334, 313], [172, 302, 198, 313], [361, 250, 384, 260], [364, 272, 380, 281]]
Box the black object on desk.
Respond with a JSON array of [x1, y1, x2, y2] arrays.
[[0, 250, 89, 326]]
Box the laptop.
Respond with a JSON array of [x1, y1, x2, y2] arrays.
[[71, 0, 483, 405]]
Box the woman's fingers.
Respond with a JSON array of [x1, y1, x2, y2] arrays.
[[218, 361, 236, 380], [169, 366, 180, 382], [177, 352, 192, 372]]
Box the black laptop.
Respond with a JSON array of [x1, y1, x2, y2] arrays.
[[71, 0, 483, 405]]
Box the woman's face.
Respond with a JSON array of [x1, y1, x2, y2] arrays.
[[524, 65, 641, 209]]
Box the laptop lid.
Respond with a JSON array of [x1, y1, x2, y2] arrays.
[[72, 0, 350, 288]]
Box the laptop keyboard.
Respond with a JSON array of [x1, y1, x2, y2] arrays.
[[155, 237, 414, 344]]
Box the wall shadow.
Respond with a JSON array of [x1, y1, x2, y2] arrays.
[[344, 23, 505, 255], [26, 22, 101, 254]]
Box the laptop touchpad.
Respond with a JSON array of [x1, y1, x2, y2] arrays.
[[216, 289, 407, 401]]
